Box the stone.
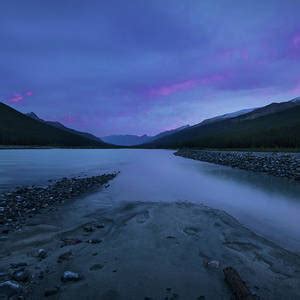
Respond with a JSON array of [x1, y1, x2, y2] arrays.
[[203, 259, 220, 269], [0, 280, 22, 297], [86, 239, 102, 244], [37, 249, 48, 259], [208, 260, 220, 268], [11, 269, 30, 282], [61, 271, 82, 282]]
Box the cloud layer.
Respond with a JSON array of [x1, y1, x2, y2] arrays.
[[1, 0, 300, 135]]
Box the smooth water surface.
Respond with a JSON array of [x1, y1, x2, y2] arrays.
[[1, 149, 300, 251]]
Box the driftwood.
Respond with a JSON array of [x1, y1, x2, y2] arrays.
[[223, 267, 257, 300]]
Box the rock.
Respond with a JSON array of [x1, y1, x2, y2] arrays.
[[44, 287, 60, 297], [86, 239, 102, 244], [203, 259, 220, 269], [61, 271, 82, 283], [11, 269, 30, 282], [207, 260, 220, 268], [57, 251, 73, 263], [0, 280, 22, 297], [10, 263, 27, 269], [37, 249, 48, 259]]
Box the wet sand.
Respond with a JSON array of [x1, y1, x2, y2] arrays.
[[1, 189, 300, 299]]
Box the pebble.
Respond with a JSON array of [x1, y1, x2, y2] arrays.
[[86, 239, 102, 244], [0, 173, 117, 232], [61, 271, 82, 282], [175, 150, 300, 181], [37, 249, 48, 259], [203, 259, 220, 269], [11, 269, 30, 282], [0, 280, 22, 297]]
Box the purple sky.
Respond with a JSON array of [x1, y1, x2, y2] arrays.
[[1, 0, 300, 136]]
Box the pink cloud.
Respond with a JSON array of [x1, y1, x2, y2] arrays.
[[8, 93, 24, 103], [6, 90, 33, 104], [147, 73, 228, 97]]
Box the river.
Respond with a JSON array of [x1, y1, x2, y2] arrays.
[[1, 149, 300, 252]]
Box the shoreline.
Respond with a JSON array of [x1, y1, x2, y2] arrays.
[[175, 149, 300, 181], [0, 176, 299, 299], [0, 173, 118, 233]]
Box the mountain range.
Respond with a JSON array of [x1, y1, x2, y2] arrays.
[[1, 96, 300, 149], [0, 102, 111, 147], [101, 125, 190, 146], [144, 97, 300, 149]]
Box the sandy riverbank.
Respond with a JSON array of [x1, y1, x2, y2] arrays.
[[1, 190, 300, 299]]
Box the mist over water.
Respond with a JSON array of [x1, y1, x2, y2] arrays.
[[1, 149, 300, 251]]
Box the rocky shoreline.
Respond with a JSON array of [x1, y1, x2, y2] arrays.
[[175, 149, 300, 181], [0, 173, 118, 233]]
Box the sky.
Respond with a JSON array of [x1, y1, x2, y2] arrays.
[[1, 0, 300, 136]]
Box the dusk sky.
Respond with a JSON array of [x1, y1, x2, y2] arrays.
[[1, 0, 300, 136]]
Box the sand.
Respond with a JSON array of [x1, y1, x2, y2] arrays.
[[1, 190, 300, 300]]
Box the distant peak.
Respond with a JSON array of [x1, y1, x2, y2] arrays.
[[26, 112, 41, 121], [291, 96, 300, 103]]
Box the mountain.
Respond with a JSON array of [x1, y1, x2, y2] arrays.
[[0, 102, 111, 147], [101, 134, 151, 146], [150, 125, 190, 141], [291, 96, 300, 103], [102, 125, 190, 146], [199, 108, 255, 126], [26, 112, 102, 143], [144, 97, 300, 149]]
